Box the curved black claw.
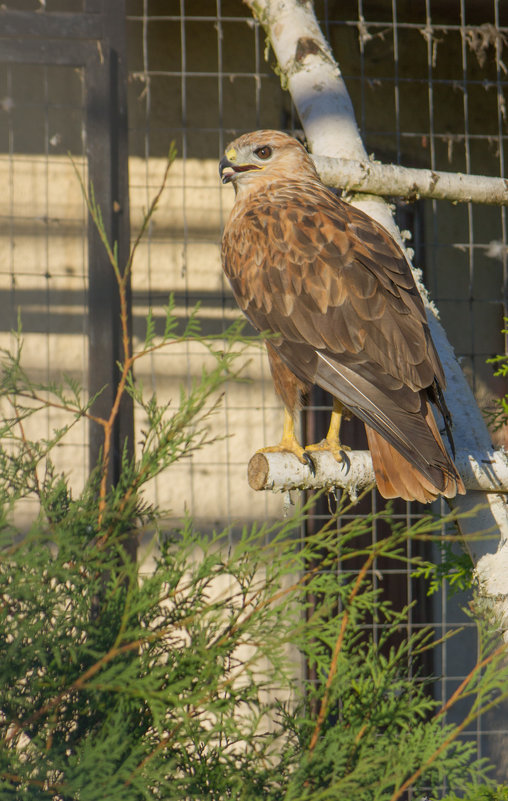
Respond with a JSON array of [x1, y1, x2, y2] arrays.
[[302, 450, 316, 476], [339, 449, 351, 474]]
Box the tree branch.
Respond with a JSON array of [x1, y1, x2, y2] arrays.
[[247, 449, 508, 497], [307, 548, 377, 756], [244, 0, 508, 633], [311, 154, 508, 206]]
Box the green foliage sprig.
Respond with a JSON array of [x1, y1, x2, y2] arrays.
[[485, 318, 508, 432], [412, 542, 474, 597]]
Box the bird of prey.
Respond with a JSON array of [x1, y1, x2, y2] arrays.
[[219, 130, 465, 502]]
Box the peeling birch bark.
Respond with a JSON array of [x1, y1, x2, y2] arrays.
[[247, 449, 508, 497], [244, 0, 508, 632], [311, 155, 508, 206], [247, 450, 374, 497]]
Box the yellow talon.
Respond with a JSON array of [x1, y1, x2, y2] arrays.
[[257, 400, 349, 472], [305, 399, 349, 462], [257, 408, 308, 462]]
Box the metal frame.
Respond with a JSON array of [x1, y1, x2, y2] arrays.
[[0, 0, 133, 489]]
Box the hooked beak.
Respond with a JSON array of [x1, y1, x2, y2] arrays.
[[219, 156, 261, 184], [219, 156, 236, 184]]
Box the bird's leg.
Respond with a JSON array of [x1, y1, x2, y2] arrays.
[[305, 399, 350, 462], [257, 408, 315, 470]]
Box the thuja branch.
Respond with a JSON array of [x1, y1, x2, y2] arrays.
[[389, 642, 508, 801], [73, 150, 177, 527], [5, 635, 147, 745], [9, 396, 41, 497], [3, 390, 104, 427], [307, 545, 378, 756], [125, 142, 178, 281]]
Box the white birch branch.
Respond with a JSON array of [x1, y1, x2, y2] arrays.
[[311, 155, 508, 205], [248, 449, 508, 496], [244, 0, 508, 634]]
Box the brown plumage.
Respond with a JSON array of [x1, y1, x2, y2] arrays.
[[219, 130, 465, 503]]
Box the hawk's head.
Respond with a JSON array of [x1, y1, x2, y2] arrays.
[[219, 130, 317, 193]]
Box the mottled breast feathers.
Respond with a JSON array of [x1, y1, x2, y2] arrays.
[[220, 129, 464, 502], [222, 179, 444, 397]]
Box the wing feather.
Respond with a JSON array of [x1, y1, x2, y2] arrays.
[[221, 175, 462, 495], [220, 132, 465, 500], [222, 180, 444, 394]]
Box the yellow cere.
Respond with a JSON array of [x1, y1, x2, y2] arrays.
[[226, 147, 237, 161]]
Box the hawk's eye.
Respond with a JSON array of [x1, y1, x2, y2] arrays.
[[254, 146, 272, 160]]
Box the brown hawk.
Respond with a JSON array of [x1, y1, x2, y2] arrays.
[[219, 130, 465, 503]]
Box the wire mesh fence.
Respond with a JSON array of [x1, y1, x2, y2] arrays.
[[124, 0, 508, 777], [1, 0, 508, 782], [0, 58, 89, 519]]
